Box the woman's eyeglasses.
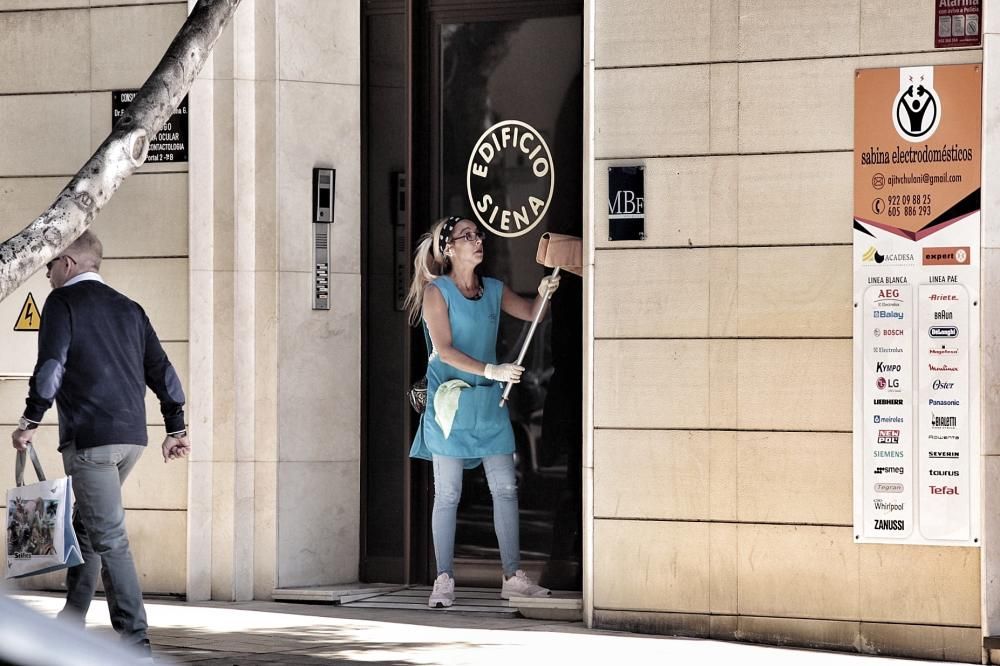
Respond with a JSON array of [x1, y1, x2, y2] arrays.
[[451, 230, 485, 243]]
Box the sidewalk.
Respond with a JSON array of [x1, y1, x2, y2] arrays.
[[10, 591, 967, 665]]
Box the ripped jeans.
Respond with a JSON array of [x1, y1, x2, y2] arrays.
[[432, 454, 519, 577]]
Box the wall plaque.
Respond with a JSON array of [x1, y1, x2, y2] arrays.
[[112, 90, 189, 163], [608, 166, 644, 241], [935, 0, 981, 48], [852, 64, 982, 547]]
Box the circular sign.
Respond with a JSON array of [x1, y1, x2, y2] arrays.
[[466, 120, 554, 238], [892, 82, 940, 143]]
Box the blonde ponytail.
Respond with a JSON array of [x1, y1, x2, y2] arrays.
[[404, 218, 450, 325]]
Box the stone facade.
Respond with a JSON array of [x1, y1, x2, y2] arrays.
[[0, 0, 361, 603], [0, 0, 193, 596], [2, 1, 998, 661], [586, 0, 985, 661]]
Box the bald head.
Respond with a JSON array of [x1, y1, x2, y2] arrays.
[[65, 230, 103, 272]]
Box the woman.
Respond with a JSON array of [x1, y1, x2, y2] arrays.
[[405, 216, 560, 609]]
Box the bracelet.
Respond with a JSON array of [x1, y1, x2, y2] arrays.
[[169, 430, 187, 439]]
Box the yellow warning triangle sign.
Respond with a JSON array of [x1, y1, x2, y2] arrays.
[[14, 293, 40, 331]]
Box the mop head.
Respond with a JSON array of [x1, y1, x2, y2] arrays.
[[535, 232, 583, 275]]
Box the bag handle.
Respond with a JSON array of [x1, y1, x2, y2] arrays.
[[15, 443, 46, 487]]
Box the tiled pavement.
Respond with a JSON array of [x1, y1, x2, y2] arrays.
[[8, 591, 963, 665]]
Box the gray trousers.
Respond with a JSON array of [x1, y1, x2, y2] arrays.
[[58, 442, 148, 644]]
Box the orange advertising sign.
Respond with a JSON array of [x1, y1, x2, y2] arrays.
[[853, 64, 982, 547], [854, 65, 981, 240]]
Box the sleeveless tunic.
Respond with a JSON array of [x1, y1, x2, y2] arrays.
[[409, 276, 515, 468]]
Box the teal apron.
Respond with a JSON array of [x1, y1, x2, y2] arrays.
[[410, 276, 515, 469]]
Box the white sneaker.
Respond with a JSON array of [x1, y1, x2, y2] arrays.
[[428, 573, 455, 608], [501, 569, 550, 599]]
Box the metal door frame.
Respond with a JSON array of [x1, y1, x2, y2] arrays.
[[360, 0, 582, 586]]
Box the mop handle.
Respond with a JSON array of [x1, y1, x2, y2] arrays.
[[499, 267, 561, 407]]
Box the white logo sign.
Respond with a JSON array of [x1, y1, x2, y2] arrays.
[[466, 120, 554, 238], [892, 67, 941, 143]]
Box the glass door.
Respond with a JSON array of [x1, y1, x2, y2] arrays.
[[422, 8, 583, 589]]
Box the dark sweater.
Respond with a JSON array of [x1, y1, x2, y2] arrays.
[[24, 279, 186, 449]]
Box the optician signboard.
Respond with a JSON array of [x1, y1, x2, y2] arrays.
[[853, 64, 981, 546], [112, 90, 189, 163]]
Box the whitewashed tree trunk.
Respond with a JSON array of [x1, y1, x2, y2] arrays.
[[0, 0, 243, 301]]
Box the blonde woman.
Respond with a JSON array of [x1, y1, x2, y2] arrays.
[[405, 216, 559, 608]]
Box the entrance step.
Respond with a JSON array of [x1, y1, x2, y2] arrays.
[[506, 592, 583, 621], [273, 583, 583, 620], [341, 586, 519, 616], [272, 583, 406, 604]]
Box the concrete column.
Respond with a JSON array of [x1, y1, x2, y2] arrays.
[[186, 0, 217, 602], [187, 0, 280, 602], [188, 0, 361, 599], [272, 0, 361, 590]]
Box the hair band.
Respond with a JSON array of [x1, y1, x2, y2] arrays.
[[438, 216, 462, 256]]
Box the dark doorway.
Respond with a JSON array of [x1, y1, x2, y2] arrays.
[[361, 0, 410, 584], [361, 0, 583, 590]]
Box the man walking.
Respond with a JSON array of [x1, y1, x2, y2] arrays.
[[10, 230, 190, 660]]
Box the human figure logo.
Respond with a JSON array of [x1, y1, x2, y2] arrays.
[[892, 68, 941, 143]]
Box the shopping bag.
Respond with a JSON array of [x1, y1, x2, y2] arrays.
[[5, 444, 83, 579]]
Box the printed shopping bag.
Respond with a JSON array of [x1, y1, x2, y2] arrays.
[[5, 444, 82, 579]]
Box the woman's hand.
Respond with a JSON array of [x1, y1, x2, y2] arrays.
[[485, 363, 524, 383], [537, 274, 561, 298], [501, 275, 562, 322]]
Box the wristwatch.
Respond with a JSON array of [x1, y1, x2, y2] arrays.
[[17, 416, 38, 431], [169, 430, 187, 439]]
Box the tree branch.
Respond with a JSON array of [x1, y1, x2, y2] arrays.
[[0, 0, 243, 301]]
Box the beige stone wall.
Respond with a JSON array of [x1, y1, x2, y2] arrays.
[[187, 0, 360, 600], [0, 1, 190, 595], [589, 1, 982, 659], [272, 0, 361, 591], [1, 0, 361, 603]]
